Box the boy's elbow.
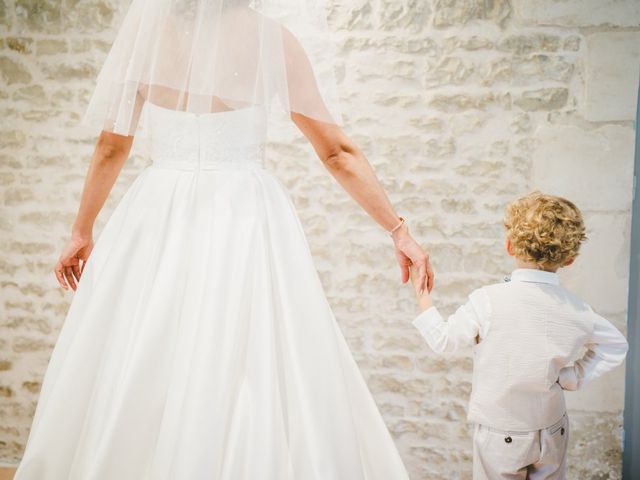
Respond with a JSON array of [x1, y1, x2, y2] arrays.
[[621, 341, 629, 360], [616, 338, 629, 364], [612, 334, 629, 363]]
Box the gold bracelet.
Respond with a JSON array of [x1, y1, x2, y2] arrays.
[[389, 216, 405, 236]]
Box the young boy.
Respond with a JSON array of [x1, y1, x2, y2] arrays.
[[410, 191, 628, 480]]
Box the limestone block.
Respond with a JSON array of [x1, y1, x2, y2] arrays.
[[50, 88, 74, 108], [481, 57, 511, 85], [443, 35, 494, 53], [449, 111, 485, 135], [510, 112, 531, 133], [432, 0, 511, 28], [328, 0, 373, 30], [41, 61, 98, 81], [497, 34, 561, 54], [12, 85, 47, 105], [562, 36, 581, 52], [514, 55, 574, 83], [483, 55, 574, 86], [514, 87, 568, 111], [11, 336, 53, 353], [0, 130, 27, 149], [429, 91, 511, 112], [378, 0, 430, 32], [0, 57, 32, 84], [513, 0, 640, 27], [14, 0, 63, 33], [4, 187, 35, 206], [531, 124, 635, 212], [64, 0, 120, 33], [559, 212, 631, 314], [93, 39, 113, 53], [6, 38, 33, 55], [21, 381, 41, 394], [36, 39, 68, 55], [425, 56, 473, 88], [69, 39, 92, 53], [340, 35, 439, 56], [585, 32, 640, 122], [3, 176, 25, 195]]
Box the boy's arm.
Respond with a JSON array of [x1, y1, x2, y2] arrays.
[[410, 268, 490, 354], [558, 312, 629, 391]]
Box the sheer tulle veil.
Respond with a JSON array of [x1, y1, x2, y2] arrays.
[[82, 0, 342, 136]]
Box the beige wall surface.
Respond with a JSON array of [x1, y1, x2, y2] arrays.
[[1, 1, 638, 479]]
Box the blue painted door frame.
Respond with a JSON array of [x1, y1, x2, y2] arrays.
[[622, 78, 640, 478]]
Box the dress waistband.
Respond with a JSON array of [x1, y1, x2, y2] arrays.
[[150, 158, 265, 171], [150, 144, 266, 171]]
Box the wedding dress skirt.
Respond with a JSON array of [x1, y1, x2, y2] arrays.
[[14, 103, 409, 480]]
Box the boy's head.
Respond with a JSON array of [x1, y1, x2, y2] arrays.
[[503, 191, 587, 272]]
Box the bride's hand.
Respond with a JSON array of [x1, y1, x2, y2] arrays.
[[391, 224, 434, 295], [54, 232, 94, 291]]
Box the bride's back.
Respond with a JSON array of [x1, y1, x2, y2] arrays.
[[145, 101, 267, 172]]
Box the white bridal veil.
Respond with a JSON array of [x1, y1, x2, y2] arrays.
[[83, 0, 341, 136]]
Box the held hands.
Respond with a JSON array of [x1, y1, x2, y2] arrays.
[[391, 221, 434, 295], [54, 232, 94, 291], [410, 264, 434, 312]]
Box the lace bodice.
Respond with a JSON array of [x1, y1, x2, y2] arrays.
[[146, 102, 267, 171]]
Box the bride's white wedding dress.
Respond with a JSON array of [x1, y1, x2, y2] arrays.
[[14, 102, 409, 479]]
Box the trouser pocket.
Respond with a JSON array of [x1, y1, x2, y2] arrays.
[[540, 414, 569, 468], [473, 424, 538, 478]]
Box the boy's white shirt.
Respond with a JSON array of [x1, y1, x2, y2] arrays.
[[412, 268, 628, 430]]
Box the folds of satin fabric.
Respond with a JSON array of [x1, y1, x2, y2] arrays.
[[15, 164, 409, 480]]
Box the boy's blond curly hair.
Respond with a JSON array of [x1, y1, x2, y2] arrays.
[[504, 191, 587, 269]]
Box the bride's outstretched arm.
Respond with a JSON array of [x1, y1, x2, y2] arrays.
[[54, 131, 134, 291], [292, 112, 434, 294], [73, 132, 134, 235]]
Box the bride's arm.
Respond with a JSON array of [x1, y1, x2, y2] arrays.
[[54, 131, 134, 291], [292, 113, 434, 294], [72, 132, 134, 235]]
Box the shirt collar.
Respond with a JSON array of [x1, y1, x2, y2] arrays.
[[508, 268, 560, 286]]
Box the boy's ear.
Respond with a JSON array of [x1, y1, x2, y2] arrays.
[[563, 257, 575, 267], [505, 237, 515, 257]]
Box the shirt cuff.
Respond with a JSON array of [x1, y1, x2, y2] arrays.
[[412, 306, 443, 337], [558, 366, 579, 391]]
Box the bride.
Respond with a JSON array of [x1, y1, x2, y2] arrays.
[[14, 0, 434, 478]]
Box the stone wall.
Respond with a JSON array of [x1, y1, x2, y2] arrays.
[[1, 1, 638, 479]]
